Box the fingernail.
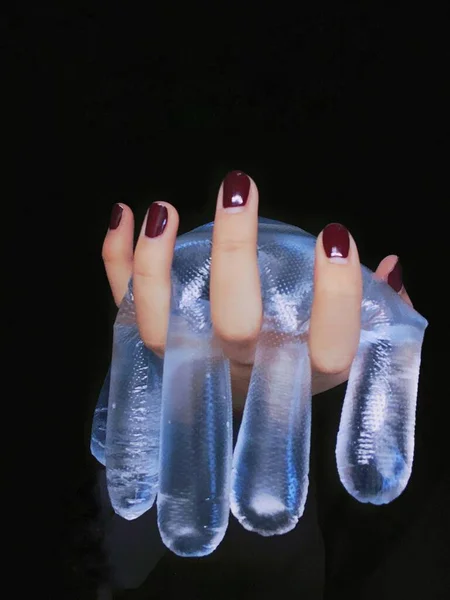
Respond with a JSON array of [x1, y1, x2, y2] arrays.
[[322, 223, 350, 263], [145, 202, 168, 238], [109, 203, 123, 230], [222, 170, 250, 211], [387, 259, 403, 292]]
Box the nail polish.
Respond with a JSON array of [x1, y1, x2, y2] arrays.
[[222, 171, 250, 209], [322, 223, 350, 261], [145, 203, 168, 238], [109, 204, 123, 230], [387, 259, 403, 292]]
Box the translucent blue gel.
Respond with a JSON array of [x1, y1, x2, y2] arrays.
[[91, 217, 428, 554]]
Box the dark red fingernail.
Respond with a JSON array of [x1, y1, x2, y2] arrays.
[[222, 170, 250, 209], [145, 203, 168, 238], [322, 223, 350, 259], [109, 203, 123, 230], [387, 259, 403, 292]]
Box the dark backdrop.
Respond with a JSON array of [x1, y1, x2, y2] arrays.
[[9, 4, 448, 599]]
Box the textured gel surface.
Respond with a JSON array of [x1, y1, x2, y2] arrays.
[[90, 368, 110, 466], [91, 217, 428, 554], [156, 242, 233, 556], [105, 287, 163, 520], [230, 234, 315, 536]]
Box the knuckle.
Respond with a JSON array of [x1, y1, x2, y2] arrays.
[[133, 265, 158, 282], [214, 237, 253, 255], [214, 323, 260, 348], [316, 282, 362, 299], [101, 245, 116, 263], [136, 308, 169, 359], [311, 350, 354, 376], [102, 240, 131, 265], [141, 335, 165, 358], [212, 303, 262, 351]]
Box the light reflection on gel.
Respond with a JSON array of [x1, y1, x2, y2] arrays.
[[90, 217, 428, 556]]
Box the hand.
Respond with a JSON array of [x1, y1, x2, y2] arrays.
[[102, 172, 413, 409]]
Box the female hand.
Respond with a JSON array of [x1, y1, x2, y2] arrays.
[[102, 171, 412, 408]]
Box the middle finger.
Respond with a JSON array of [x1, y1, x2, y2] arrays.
[[210, 171, 262, 365]]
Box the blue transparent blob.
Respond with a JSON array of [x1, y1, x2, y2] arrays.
[[105, 284, 164, 520], [156, 230, 233, 557], [90, 217, 428, 554], [230, 229, 316, 536], [335, 316, 426, 504], [90, 368, 110, 466]]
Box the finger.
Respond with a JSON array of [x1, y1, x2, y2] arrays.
[[210, 171, 262, 365], [102, 203, 135, 306], [133, 202, 179, 357], [374, 255, 413, 307], [309, 223, 363, 374], [312, 369, 351, 396]]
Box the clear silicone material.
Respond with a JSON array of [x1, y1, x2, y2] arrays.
[[335, 273, 427, 504], [90, 368, 110, 466], [230, 232, 316, 535], [230, 335, 312, 535], [156, 241, 233, 557], [90, 217, 428, 553], [105, 285, 163, 520]]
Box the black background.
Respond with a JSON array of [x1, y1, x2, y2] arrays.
[[7, 4, 449, 599]]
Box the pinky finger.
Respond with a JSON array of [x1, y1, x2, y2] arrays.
[[102, 203, 135, 306], [374, 255, 413, 307]]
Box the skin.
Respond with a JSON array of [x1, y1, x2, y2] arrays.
[[102, 176, 413, 411]]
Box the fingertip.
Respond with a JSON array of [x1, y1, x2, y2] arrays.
[[141, 200, 180, 231], [315, 225, 360, 269], [314, 225, 362, 295], [374, 255, 398, 280], [310, 349, 357, 377], [139, 201, 179, 240], [375, 255, 412, 306], [387, 259, 403, 292], [310, 223, 362, 375], [215, 170, 258, 216], [149, 201, 179, 222], [106, 203, 134, 232], [102, 203, 135, 261], [102, 203, 135, 307]]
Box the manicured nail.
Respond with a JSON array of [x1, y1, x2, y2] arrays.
[[222, 170, 250, 211], [387, 259, 403, 292], [109, 203, 123, 230], [145, 202, 168, 238], [322, 223, 350, 263]]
